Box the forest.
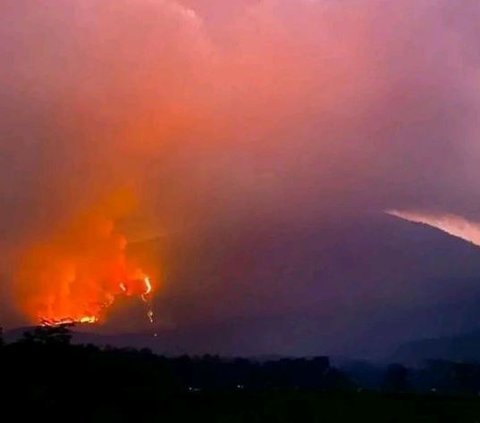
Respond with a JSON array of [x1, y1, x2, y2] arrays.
[[2, 325, 480, 421]]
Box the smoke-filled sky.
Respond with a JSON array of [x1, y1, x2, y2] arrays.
[[2, 0, 480, 356]]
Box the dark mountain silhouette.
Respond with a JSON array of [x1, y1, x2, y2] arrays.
[[122, 212, 480, 358], [6, 213, 480, 359]]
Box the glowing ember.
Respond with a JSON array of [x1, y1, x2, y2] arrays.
[[79, 316, 97, 324], [142, 277, 155, 327], [41, 316, 98, 327], [117, 276, 152, 298], [37, 274, 154, 326], [144, 276, 152, 295]]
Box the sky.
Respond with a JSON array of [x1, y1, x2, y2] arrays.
[[2, 0, 480, 356]]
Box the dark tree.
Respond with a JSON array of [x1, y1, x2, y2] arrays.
[[21, 324, 73, 346], [382, 363, 410, 393]]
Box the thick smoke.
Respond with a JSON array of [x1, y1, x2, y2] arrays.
[[1, 0, 480, 330], [12, 191, 154, 324]]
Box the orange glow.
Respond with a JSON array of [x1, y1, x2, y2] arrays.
[[13, 195, 157, 326], [5, 0, 380, 329], [41, 316, 98, 327], [147, 310, 154, 324], [144, 276, 152, 295], [79, 316, 97, 324]]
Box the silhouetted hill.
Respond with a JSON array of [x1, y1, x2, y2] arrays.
[[122, 213, 480, 358], [7, 214, 480, 359]]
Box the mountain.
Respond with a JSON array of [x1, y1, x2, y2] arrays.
[[392, 329, 480, 365], [7, 212, 480, 359], [123, 212, 480, 358]]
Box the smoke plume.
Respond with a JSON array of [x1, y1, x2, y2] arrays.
[[1, 0, 480, 330]]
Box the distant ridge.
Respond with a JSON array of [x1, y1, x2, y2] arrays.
[[392, 329, 480, 365]]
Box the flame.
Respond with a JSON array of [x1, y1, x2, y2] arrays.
[[79, 316, 98, 324], [117, 275, 152, 298], [144, 276, 152, 295], [142, 276, 155, 327], [13, 196, 158, 326], [41, 316, 98, 327]]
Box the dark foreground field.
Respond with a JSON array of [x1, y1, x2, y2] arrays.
[[5, 389, 480, 422], [179, 392, 480, 423], [2, 326, 480, 422], [96, 391, 480, 423]]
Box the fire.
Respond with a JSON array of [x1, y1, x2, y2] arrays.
[[41, 316, 98, 327], [117, 276, 152, 298], [13, 197, 157, 327], [38, 275, 154, 327], [33, 272, 155, 326], [79, 316, 98, 324], [144, 276, 152, 295]]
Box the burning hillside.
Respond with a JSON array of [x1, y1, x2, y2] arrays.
[[13, 197, 156, 327]]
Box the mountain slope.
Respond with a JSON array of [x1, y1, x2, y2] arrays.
[[120, 213, 480, 358], [8, 213, 480, 359]]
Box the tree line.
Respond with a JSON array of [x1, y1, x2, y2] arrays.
[[2, 325, 480, 422]]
